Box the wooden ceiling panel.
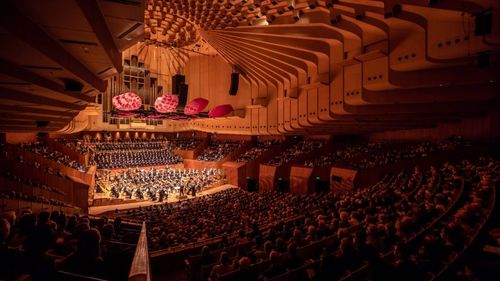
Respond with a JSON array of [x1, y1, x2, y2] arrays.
[[15, 0, 91, 31]]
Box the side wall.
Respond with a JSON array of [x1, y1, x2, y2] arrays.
[[184, 54, 251, 111]]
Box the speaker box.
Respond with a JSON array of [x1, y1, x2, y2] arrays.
[[475, 11, 492, 36], [277, 178, 289, 192], [229, 72, 239, 96], [172, 74, 185, 95], [35, 120, 49, 128], [315, 178, 330, 193], [63, 79, 84, 92], [177, 84, 189, 109], [247, 178, 258, 192], [478, 52, 490, 68]]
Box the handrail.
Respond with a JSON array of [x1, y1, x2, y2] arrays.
[[150, 214, 305, 257], [432, 183, 497, 280], [128, 222, 150, 281], [57, 271, 107, 281]]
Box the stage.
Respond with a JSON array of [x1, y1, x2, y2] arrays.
[[89, 184, 236, 216]]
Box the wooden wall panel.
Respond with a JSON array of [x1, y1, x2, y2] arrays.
[[6, 133, 37, 144], [290, 166, 314, 193], [259, 164, 277, 192], [330, 167, 357, 194], [222, 161, 246, 188], [185, 55, 251, 111]]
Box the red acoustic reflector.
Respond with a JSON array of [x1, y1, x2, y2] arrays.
[[208, 104, 234, 117], [184, 98, 209, 115]]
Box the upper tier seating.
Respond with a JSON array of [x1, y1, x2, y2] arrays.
[[197, 141, 242, 161], [19, 142, 88, 172], [266, 141, 324, 166], [175, 139, 203, 150], [90, 140, 183, 169], [236, 141, 279, 163], [302, 143, 383, 167]]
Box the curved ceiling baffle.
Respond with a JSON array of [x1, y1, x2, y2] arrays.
[[5, 0, 497, 135], [0, 0, 144, 133], [188, 0, 499, 135]]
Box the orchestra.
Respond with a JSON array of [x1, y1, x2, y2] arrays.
[[95, 167, 224, 201]]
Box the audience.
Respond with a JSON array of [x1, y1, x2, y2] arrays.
[[90, 140, 183, 169], [2, 170, 66, 196], [0, 135, 496, 281], [0, 210, 139, 280], [174, 139, 203, 150], [197, 141, 242, 161], [177, 156, 497, 281], [20, 142, 88, 172], [0, 191, 77, 208], [303, 143, 383, 167], [54, 138, 92, 154], [266, 140, 323, 166], [347, 140, 458, 169], [236, 140, 279, 163]]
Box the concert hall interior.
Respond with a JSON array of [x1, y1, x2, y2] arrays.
[[1, 0, 500, 281]]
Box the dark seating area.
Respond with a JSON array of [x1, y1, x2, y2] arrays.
[[265, 141, 324, 166], [175, 139, 203, 150], [345, 140, 460, 170], [20, 142, 88, 173], [1, 134, 499, 281], [236, 141, 279, 163], [177, 157, 498, 281], [0, 209, 141, 281], [197, 141, 242, 161]]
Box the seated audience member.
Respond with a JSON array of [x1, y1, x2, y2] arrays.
[[389, 244, 423, 281], [59, 228, 107, 279], [24, 222, 57, 280], [283, 242, 304, 270], [1, 218, 19, 280], [200, 245, 216, 266], [233, 256, 258, 281], [210, 252, 234, 280], [264, 250, 286, 278]]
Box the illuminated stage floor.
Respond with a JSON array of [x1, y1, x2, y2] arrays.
[[89, 184, 236, 216]]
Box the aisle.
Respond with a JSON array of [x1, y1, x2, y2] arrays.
[[88, 184, 236, 215]]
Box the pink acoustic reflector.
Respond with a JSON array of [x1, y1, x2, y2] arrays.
[[184, 98, 209, 115], [112, 92, 142, 111], [208, 104, 234, 117], [154, 95, 179, 113]]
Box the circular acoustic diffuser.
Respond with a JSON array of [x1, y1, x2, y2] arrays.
[[184, 98, 209, 115], [154, 94, 179, 113], [112, 92, 142, 111], [208, 104, 234, 117]]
